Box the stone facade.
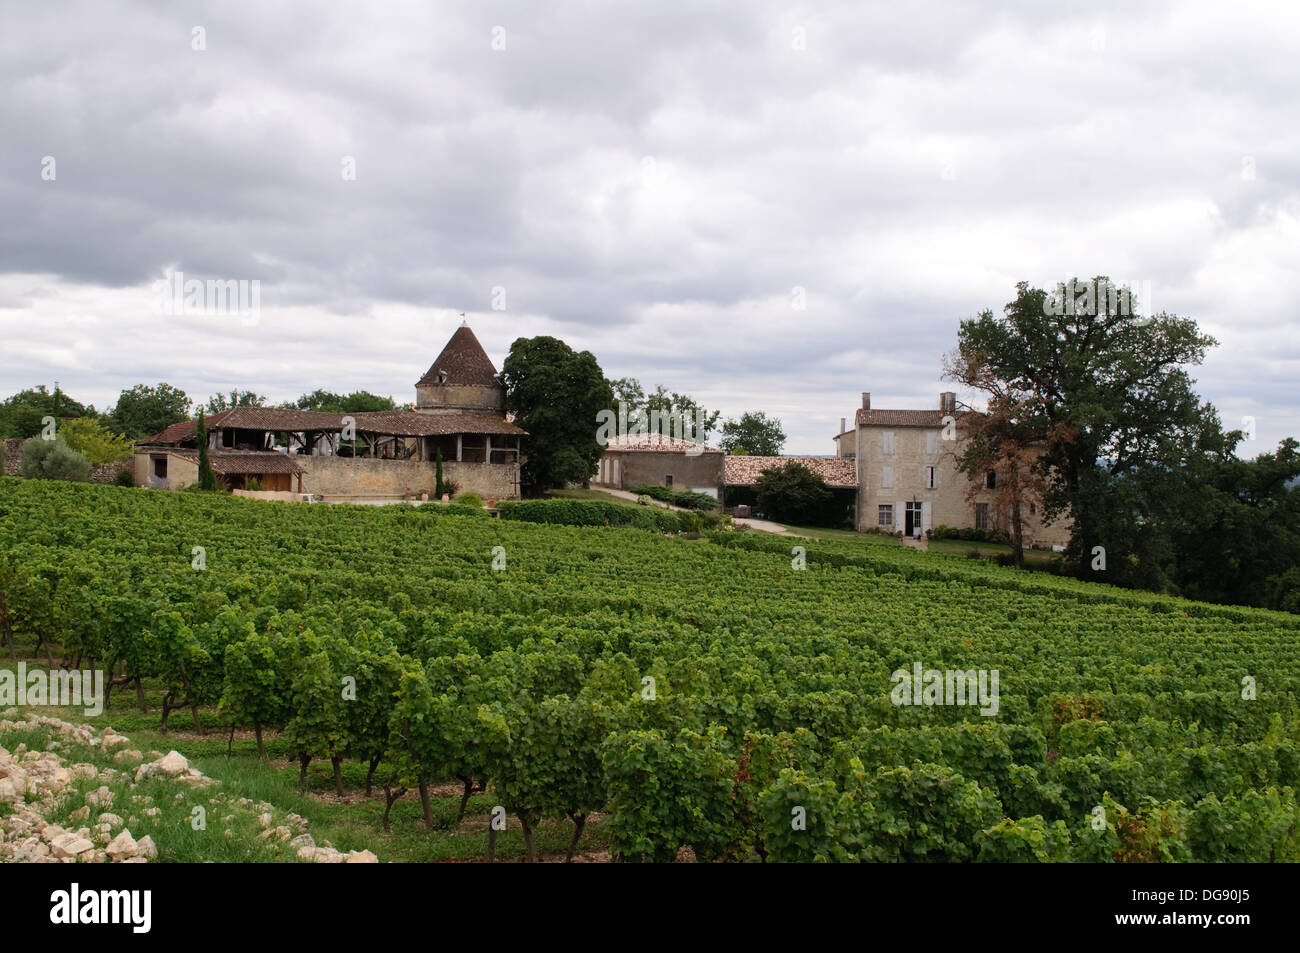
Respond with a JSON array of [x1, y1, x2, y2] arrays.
[[414, 383, 503, 413], [593, 442, 725, 498], [847, 392, 1070, 548], [134, 450, 199, 490], [296, 455, 518, 500]]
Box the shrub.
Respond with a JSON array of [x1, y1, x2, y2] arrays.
[[19, 437, 92, 482], [632, 483, 719, 511], [497, 499, 683, 532], [246, 477, 263, 492], [54, 416, 134, 467], [752, 462, 836, 526], [455, 492, 485, 509], [114, 468, 135, 487]]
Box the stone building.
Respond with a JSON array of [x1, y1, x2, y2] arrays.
[[592, 433, 726, 499], [835, 390, 1069, 547], [134, 322, 525, 501]]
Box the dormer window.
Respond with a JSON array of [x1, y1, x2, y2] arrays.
[[437, 370, 448, 384]]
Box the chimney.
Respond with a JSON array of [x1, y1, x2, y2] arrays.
[[940, 392, 956, 414], [840, 416, 846, 434], [861, 392, 871, 410]]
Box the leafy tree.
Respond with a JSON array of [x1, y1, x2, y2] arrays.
[[503, 337, 614, 493], [55, 416, 134, 467], [753, 461, 834, 525], [205, 389, 267, 414], [19, 436, 91, 481], [0, 385, 95, 438], [720, 411, 786, 456], [285, 389, 399, 413], [949, 278, 1224, 584], [1161, 437, 1300, 609], [196, 409, 220, 491], [435, 446, 445, 497], [607, 377, 720, 440], [109, 383, 191, 440]]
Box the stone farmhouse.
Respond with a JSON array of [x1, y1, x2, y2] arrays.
[[134, 323, 525, 501], [833, 390, 1069, 546]]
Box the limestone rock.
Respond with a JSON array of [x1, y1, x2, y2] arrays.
[[106, 829, 138, 861], [345, 850, 378, 863], [50, 833, 94, 858], [136, 835, 157, 860]]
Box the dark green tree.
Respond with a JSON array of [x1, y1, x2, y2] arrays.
[[285, 390, 399, 413], [720, 411, 786, 456], [503, 337, 614, 493], [195, 409, 220, 491], [109, 383, 191, 440], [435, 446, 445, 497], [950, 278, 1224, 585], [205, 389, 267, 414], [754, 461, 835, 525], [608, 377, 721, 440], [0, 385, 95, 438]]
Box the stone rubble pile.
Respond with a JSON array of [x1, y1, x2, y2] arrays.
[[0, 712, 377, 863]]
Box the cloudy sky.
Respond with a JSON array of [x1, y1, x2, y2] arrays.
[[2, 0, 1297, 453]]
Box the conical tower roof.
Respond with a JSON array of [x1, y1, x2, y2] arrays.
[[417, 324, 499, 387]]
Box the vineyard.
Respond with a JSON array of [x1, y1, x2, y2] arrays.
[[1, 476, 1298, 861]]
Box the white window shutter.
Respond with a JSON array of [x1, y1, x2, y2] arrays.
[[882, 465, 893, 489], [926, 431, 938, 455], [895, 501, 904, 532], [883, 432, 895, 455], [922, 501, 932, 531]]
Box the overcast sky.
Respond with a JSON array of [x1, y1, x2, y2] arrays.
[[2, 0, 1297, 453]]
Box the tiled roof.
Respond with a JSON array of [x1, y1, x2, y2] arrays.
[[724, 455, 857, 488], [351, 411, 525, 437], [417, 324, 500, 387], [601, 433, 722, 453], [855, 408, 976, 428], [139, 408, 347, 445], [171, 451, 305, 475]]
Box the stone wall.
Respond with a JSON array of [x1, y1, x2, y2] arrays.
[[414, 384, 503, 412], [3, 438, 131, 484], [296, 455, 518, 500]]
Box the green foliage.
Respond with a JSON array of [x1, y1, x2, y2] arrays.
[[454, 492, 484, 508], [951, 279, 1226, 587], [0, 384, 95, 439], [632, 483, 719, 510], [3, 478, 1299, 863], [435, 446, 445, 498], [497, 498, 684, 532], [19, 436, 91, 481], [195, 409, 220, 491], [108, 383, 191, 440], [503, 337, 614, 492], [55, 415, 134, 466], [114, 467, 134, 487], [285, 389, 399, 414], [753, 461, 835, 525], [720, 411, 786, 456], [205, 389, 267, 415], [607, 378, 721, 441]]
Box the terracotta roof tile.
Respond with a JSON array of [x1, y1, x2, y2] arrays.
[[351, 411, 525, 437], [854, 408, 977, 428], [417, 324, 500, 387], [602, 433, 721, 453], [724, 455, 857, 488]]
